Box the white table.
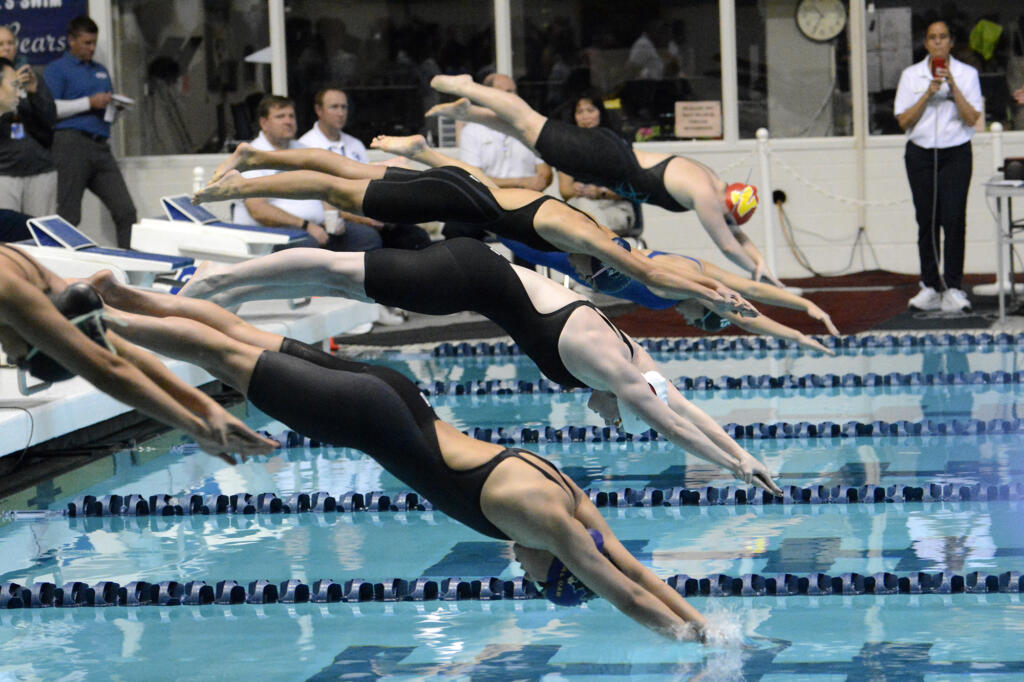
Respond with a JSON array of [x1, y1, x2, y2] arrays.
[[981, 175, 1024, 321]]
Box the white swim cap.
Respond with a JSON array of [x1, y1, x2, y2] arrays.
[[618, 371, 670, 435]]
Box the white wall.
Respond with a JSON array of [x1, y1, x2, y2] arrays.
[[83, 130, 1024, 280]]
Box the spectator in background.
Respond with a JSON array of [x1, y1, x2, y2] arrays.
[[0, 26, 57, 216], [1015, 87, 1024, 105], [556, 92, 636, 235], [895, 20, 981, 314], [43, 15, 137, 248], [298, 88, 429, 250], [139, 56, 194, 155], [445, 72, 551, 242]]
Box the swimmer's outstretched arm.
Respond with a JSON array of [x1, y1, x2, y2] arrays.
[[488, 484, 706, 641], [698, 259, 838, 335], [0, 270, 275, 457], [691, 194, 763, 278], [720, 309, 833, 355]]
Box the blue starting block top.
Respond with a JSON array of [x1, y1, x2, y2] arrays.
[[160, 195, 308, 241], [27, 215, 194, 270]]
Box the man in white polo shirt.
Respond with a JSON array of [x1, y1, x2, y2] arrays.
[[299, 87, 429, 250], [444, 73, 552, 245], [894, 20, 981, 314]]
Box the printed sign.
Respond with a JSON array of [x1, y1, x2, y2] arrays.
[[1, 0, 88, 65], [674, 101, 722, 138]]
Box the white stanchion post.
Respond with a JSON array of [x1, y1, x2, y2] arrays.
[[755, 128, 799, 293], [973, 123, 1021, 296], [192, 166, 205, 194]]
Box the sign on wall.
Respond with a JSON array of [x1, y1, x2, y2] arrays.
[[674, 101, 722, 139], [1, 0, 88, 65]]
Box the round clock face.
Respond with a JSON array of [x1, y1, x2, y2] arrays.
[[796, 0, 847, 42]]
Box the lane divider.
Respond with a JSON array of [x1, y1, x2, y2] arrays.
[[38, 482, 1024, 520], [415, 370, 1024, 395], [2, 570, 1021, 608], [430, 332, 1024, 358]]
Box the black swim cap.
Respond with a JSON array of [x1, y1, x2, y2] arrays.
[[20, 283, 110, 383], [692, 308, 732, 333]]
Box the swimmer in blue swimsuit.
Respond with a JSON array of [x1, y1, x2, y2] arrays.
[[178, 238, 783, 497], [195, 139, 758, 321], [426, 74, 781, 286], [502, 239, 839, 354], [90, 271, 717, 641], [0, 244, 275, 458]]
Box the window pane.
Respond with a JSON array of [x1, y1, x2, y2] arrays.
[[736, 0, 853, 138], [282, 0, 495, 146], [868, 1, 1022, 134], [114, 0, 270, 155], [510, 0, 722, 141]]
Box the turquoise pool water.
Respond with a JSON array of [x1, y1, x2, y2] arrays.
[[0, 342, 1022, 679]]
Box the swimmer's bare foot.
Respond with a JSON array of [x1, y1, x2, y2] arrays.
[[425, 97, 471, 121], [370, 134, 428, 159], [429, 74, 473, 96], [176, 259, 225, 299], [210, 142, 258, 183], [192, 170, 245, 205]]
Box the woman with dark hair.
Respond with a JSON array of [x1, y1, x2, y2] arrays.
[[89, 271, 714, 641], [556, 91, 637, 235]]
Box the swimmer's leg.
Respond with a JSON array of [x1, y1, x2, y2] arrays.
[[429, 75, 547, 148], [371, 134, 498, 189], [212, 143, 387, 183], [193, 169, 370, 213], [178, 248, 371, 308]]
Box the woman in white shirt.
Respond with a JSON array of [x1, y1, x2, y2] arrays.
[[894, 20, 982, 314]]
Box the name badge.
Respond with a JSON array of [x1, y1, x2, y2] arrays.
[[10, 122, 24, 140]]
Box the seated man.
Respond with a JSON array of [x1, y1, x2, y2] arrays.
[[298, 87, 429, 251]]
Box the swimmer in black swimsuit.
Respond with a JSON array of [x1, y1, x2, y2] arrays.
[[89, 272, 713, 641], [178, 238, 782, 496], [0, 244, 275, 458], [425, 74, 782, 286], [194, 140, 757, 319]]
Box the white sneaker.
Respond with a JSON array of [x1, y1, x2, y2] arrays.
[[940, 288, 971, 313], [908, 284, 943, 311], [374, 305, 406, 326]]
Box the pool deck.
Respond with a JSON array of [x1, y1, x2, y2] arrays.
[[0, 297, 376, 458]]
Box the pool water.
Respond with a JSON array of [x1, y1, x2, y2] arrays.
[[0, 341, 1022, 680]]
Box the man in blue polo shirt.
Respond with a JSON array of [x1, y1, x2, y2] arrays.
[[44, 15, 136, 248]]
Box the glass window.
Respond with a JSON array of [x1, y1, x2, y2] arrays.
[[736, 0, 853, 138], [510, 0, 722, 141], [114, 0, 270, 155], [282, 0, 495, 147], [868, 1, 1024, 134]]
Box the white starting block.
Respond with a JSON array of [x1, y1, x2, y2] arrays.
[[130, 195, 310, 263], [16, 215, 193, 288]]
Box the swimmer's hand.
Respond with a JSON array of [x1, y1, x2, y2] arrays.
[[192, 409, 279, 461], [797, 333, 835, 357], [733, 456, 784, 496], [806, 303, 840, 336]]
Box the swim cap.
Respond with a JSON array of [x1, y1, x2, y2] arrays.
[[588, 237, 631, 294], [618, 370, 670, 435], [20, 283, 112, 383], [725, 183, 758, 225], [693, 307, 732, 333], [539, 529, 605, 606]]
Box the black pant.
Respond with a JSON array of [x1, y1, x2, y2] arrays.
[[52, 130, 138, 249], [904, 140, 972, 291]]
